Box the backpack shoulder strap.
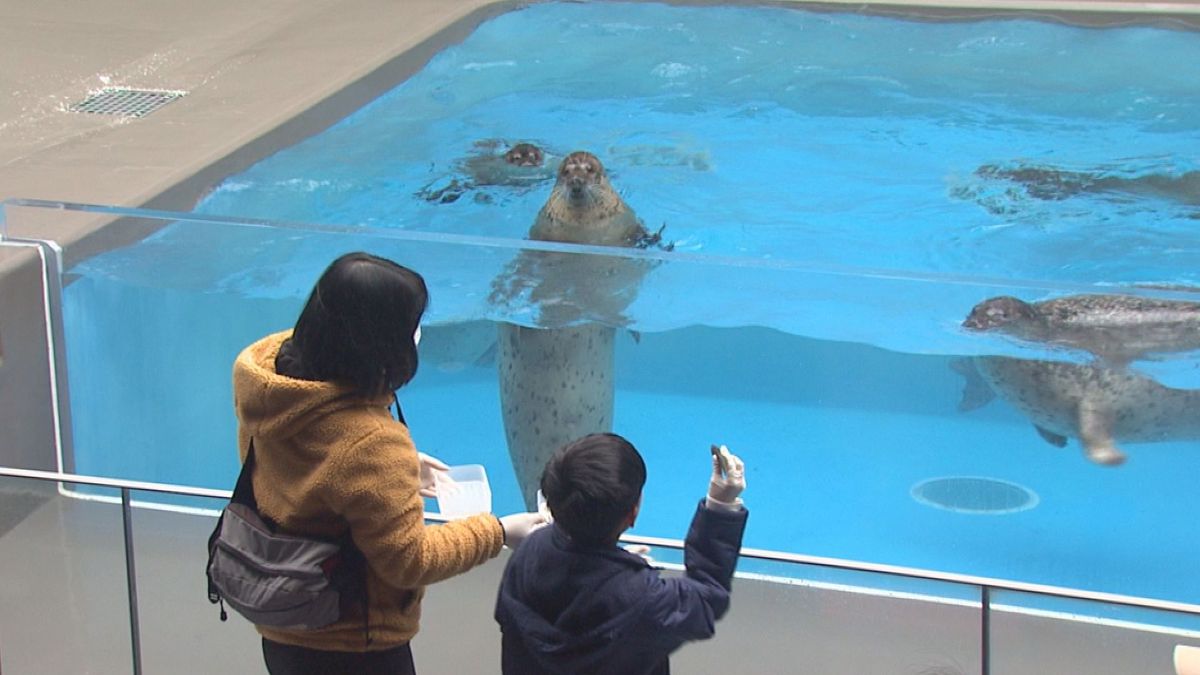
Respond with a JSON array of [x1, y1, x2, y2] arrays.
[[230, 439, 259, 509]]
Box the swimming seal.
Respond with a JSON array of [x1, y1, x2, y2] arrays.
[[502, 143, 544, 168], [963, 294, 1200, 364], [969, 356, 1200, 466], [491, 151, 663, 507], [976, 164, 1200, 206], [417, 140, 556, 204]]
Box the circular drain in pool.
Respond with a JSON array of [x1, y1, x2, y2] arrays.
[[910, 476, 1038, 514]]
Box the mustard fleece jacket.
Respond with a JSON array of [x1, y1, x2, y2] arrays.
[[232, 331, 504, 651]]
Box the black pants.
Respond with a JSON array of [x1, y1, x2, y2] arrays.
[[262, 638, 416, 675]]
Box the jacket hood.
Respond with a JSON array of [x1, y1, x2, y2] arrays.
[[232, 331, 392, 441], [497, 525, 652, 672]]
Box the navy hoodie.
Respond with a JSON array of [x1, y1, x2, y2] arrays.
[[495, 500, 748, 675]]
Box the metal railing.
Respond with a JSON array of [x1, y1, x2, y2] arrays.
[[3, 464, 1200, 675]]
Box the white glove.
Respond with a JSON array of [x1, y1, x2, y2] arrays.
[[707, 444, 745, 509], [498, 512, 548, 550], [418, 452, 449, 498]]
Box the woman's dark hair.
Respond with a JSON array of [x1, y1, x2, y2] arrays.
[[282, 252, 428, 396], [540, 433, 646, 547]]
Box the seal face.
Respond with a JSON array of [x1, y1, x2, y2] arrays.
[[504, 143, 544, 167], [962, 296, 1039, 331], [963, 293, 1200, 364]]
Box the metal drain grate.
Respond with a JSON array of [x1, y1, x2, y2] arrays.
[[68, 88, 185, 118], [911, 476, 1038, 515]]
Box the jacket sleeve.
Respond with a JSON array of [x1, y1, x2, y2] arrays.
[[642, 499, 749, 644], [325, 422, 505, 589]]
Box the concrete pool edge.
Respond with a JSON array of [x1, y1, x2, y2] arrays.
[[1, 0, 527, 269]]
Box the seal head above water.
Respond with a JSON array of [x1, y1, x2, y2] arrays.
[[503, 142, 544, 167], [529, 151, 649, 247], [417, 140, 556, 204]]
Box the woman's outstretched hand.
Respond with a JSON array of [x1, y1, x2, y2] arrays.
[[498, 512, 549, 549], [417, 452, 450, 497]]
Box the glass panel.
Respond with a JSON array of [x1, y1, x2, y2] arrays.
[[128, 491, 261, 673], [6, 200, 1200, 614], [675, 558, 982, 675], [0, 476, 132, 674], [0, 240, 59, 472], [991, 590, 1200, 675]]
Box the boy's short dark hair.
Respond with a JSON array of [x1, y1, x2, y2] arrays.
[[540, 433, 647, 547]]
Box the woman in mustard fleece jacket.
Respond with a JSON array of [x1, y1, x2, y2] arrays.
[[232, 252, 545, 674]]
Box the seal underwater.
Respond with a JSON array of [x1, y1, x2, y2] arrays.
[[491, 151, 662, 507], [963, 294, 1200, 365], [968, 356, 1200, 466]]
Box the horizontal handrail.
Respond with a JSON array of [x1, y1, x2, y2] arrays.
[[4, 463, 1199, 617]]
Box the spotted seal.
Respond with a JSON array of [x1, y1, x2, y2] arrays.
[[968, 356, 1200, 466], [491, 151, 664, 507], [975, 164, 1200, 206], [417, 140, 557, 204], [963, 294, 1200, 365], [526, 151, 650, 247]]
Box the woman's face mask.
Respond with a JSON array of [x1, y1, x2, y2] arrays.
[[413, 325, 422, 347]]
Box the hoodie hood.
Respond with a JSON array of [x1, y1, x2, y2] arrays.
[[232, 331, 392, 442], [496, 525, 656, 674]]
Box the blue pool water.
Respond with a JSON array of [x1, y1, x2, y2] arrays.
[[62, 1, 1200, 610]]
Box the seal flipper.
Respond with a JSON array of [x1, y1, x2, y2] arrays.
[[1033, 425, 1068, 448], [1077, 398, 1126, 466]]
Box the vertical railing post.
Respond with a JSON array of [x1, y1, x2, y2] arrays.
[[981, 585, 991, 675], [121, 488, 143, 675]]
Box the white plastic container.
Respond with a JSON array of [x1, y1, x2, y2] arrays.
[[435, 464, 492, 518]]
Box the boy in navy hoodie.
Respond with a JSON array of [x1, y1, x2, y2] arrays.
[[494, 432, 748, 675]]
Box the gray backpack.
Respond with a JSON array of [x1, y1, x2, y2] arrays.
[[206, 440, 365, 631]]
